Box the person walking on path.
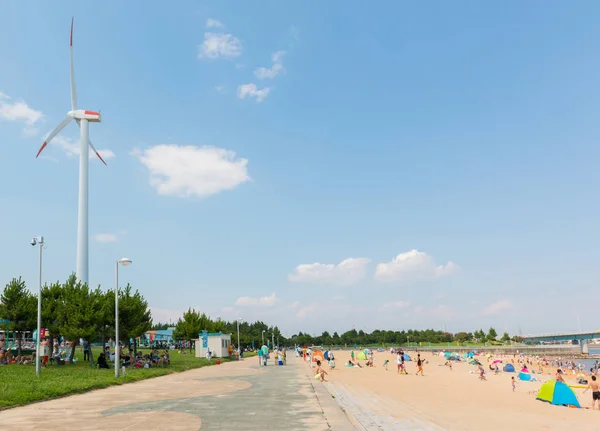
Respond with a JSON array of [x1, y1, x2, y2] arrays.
[[258, 347, 263, 366]]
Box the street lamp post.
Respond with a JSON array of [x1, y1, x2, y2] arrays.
[[237, 318, 241, 360], [32, 236, 44, 377], [115, 257, 132, 378], [272, 333, 275, 350], [262, 330, 265, 346]]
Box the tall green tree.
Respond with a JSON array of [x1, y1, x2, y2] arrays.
[[117, 284, 152, 353], [487, 327, 498, 342], [173, 308, 204, 351], [501, 332, 511, 342], [57, 275, 104, 365], [41, 281, 66, 361], [0, 278, 36, 358]]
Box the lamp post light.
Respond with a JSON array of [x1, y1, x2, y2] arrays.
[[31, 236, 44, 377], [262, 330, 265, 346], [237, 318, 241, 360], [115, 257, 132, 378]]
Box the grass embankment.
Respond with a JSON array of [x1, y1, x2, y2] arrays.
[[0, 347, 229, 409]]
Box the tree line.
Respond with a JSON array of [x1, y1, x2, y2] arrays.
[[169, 309, 523, 351], [0, 275, 151, 365]]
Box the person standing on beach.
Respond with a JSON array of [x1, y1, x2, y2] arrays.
[[584, 375, 600, 409], [511, 376, 516, 392], [416, 354, 424, 376]]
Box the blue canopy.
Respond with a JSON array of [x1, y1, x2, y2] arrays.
[[518, 371, 531, 381], [503, 363, 515, 372]]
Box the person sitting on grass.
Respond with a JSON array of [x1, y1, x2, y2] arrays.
[[314, 360, 328, 382], [97, 353, 109, 369]]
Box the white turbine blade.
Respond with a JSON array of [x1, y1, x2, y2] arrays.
[[70, 17, 77, 111], [75, 119, 107, 166], [88, 139, 107, 166], [36, 116, 73, 158]]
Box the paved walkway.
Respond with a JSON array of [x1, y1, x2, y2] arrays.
[[0, 355, 354, 430]]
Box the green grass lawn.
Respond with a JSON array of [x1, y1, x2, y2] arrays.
[[0, 347, 230, 409]]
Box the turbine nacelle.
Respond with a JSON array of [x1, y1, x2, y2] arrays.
[[68, 110, 102, 122]]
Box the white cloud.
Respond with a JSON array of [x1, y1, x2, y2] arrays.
[[235, 292, 278, 307], [131, 144, 250, 198], [375, 250, 457, 282], [198, 32, 242, 59], [237, 83, 270, 102], [479, 299, 514, 317], [0, 92, 43, 127], [254, 50, 286, 79], [379, 301, 411, 311], [215, 85, 227, 94], [52, 136, 115, 161], [288, 257, 371, 286], [205, 18, 224, 29], [93, 233, 117, 243], [289, 301, 300, 309]]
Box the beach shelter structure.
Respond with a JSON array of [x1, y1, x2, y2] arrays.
[[518, 370, 532, 381], [312, 350, 325, 362], [356, 351, 367, 360], [403, 353, 411, 361], [537, 380, 580, 408], [504, 363, 515, 372]]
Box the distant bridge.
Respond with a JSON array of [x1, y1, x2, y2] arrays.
[[523, 331, 600, 343]]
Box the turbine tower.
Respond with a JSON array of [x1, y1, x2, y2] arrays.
[[36, 18, 106, 284]]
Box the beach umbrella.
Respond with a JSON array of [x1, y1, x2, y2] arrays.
[[403, 353, 411, 361], [492, 359, 502, 364], [313, 350, 325, 362], [536, 380, 580, 408], [356, 351, 367, 360]]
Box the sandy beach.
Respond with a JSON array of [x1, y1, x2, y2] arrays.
[[312, 349, 600, 430]]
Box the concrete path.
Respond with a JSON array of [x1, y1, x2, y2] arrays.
[[0, 355, 355, 430]]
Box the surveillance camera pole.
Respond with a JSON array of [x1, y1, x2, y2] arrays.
[[34, 237, 44, 377]]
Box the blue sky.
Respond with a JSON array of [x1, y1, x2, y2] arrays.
[[2, 1, 600, 336]]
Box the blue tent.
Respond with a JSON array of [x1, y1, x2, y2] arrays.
[[503, 363, 515, 372], [324, 350, 329, 360], [518, 371, 532, 381], [403, 353, 411, 361]]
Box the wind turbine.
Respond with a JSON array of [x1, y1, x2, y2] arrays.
[[36, 18, 106, 284]]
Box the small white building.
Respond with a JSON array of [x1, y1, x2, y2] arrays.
[[195, 332, 232, 358]]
